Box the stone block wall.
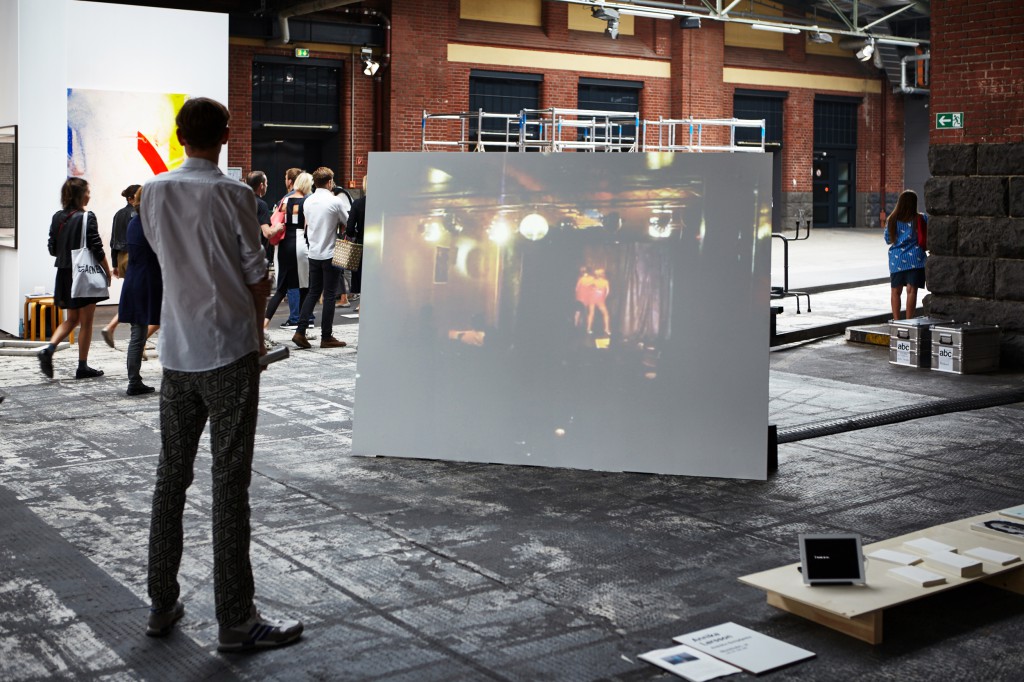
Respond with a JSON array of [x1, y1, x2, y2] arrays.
[[924, 144, 1024, 366]]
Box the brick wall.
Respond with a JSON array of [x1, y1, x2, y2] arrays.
[[925, 0, 1024, 365]]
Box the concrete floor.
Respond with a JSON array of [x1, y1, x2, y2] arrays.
[[2, 231, 1023, 681]]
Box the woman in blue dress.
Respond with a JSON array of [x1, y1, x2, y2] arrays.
[[118, 186, 162, 396], [884, 189, 928, 321]]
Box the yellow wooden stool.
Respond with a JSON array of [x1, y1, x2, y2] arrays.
[[24, 295, 74, 344]]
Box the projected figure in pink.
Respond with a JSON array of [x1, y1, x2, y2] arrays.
[[588, 267, 611, 336], [574, 266, 593, 328]]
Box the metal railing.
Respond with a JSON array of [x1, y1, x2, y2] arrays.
[[421, 109, 765, 154]]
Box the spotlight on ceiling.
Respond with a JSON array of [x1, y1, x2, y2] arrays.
[[856, 38, 875, 62], [360, 47, 379, 77], [592, 5, 620, 39], [679, 16, 701, 29], [808, 29, 833, 44]]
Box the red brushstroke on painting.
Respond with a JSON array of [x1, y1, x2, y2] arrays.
[[137, 132, 169, 175]]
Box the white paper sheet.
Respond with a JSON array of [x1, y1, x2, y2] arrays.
[[674, 622, 814, 674], [638, 644, 741, 681]]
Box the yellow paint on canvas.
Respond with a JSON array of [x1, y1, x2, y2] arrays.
[[167, 93, 188, 170]]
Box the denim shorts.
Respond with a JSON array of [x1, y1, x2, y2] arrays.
[[891, 267, 926, 288]]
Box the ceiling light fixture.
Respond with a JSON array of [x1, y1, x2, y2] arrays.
[[592, 5, 620, 39], [360, 47, 379, 77], [856, 38, 875, 62], [808, 29, 833, 44], [751, 23, 801, 34], [679, 16, 701, 29]]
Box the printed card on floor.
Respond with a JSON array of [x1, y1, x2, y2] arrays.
[[674, 622, 815, 674], [638, 644, 741, 681]]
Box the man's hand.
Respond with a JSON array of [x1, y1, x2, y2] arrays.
[[112, 267, 120, 278], [248, 276, 272, 365]]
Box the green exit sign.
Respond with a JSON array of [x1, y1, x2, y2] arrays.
[[936, 112, 963, 129], [294, 48, 310, 58]]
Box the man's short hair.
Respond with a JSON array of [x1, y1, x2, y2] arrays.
[[176, 97, 230, 150], [246, 171, 267, 191], [312, 167, 334, 189]]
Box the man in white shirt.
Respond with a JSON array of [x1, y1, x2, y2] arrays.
[[140, 97, 303, 652], [291, 166, 349, 349]]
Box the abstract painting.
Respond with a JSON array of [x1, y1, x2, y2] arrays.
[[67, 89, 187, 282]]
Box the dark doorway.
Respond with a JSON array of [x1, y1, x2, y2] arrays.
[[812, 150, 855, 227], [252, 134, 335, 205], [813, 97, 859, 227], [251, 56, 343, 202]]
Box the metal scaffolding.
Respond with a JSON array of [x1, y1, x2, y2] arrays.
[[421, 110, 521, 152], [641, 117, 766, 153], [518, 108, 640, 152], [421, 109, 765, 154]]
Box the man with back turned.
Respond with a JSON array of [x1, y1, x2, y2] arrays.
[[140, 96, 303, 652]]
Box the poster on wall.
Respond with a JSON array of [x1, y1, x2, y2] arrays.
[[67, 89, 188, 297], [0, 126, 16, 250], [353, 152, 772, 479]]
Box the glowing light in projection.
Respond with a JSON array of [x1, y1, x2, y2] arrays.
[[421, 217, 445, 242], [518, 212, 549, 241], [488, 214, 513, 244]]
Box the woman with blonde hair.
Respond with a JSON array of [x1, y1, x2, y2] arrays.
[[264, 171, 314, 330], [884, 189, 928, 321], [38, 177, 112, 380]]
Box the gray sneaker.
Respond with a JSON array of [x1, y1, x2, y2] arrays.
[[146, 601, 185, 637], [217, 607, 303, 652]]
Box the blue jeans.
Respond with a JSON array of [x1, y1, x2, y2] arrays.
[[285, 289, 300, 324], [284, 288, 313, 326]]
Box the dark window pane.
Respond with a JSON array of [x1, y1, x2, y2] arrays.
[[814, 100, 857, 148], [469, 75, 540, 148], [253, 62, 339, 126], [733, 95, 782, 146], [577, 83, 639, 142]]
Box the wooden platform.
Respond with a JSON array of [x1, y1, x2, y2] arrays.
[[739, 510, 1024, 644]]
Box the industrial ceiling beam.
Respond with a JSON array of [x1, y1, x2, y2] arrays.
[[544, 1, 926, 45]]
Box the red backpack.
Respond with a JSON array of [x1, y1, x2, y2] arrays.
[[915, 213, 927, 250]]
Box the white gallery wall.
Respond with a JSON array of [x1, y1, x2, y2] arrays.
[[0, 0, 228, 335]]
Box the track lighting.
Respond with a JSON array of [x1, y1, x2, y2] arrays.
[[592, 5, 620, 39], [856, 39, 875, 62]]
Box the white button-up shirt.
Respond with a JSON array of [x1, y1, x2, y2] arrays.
[[302, 187, 350, 261], [141, 157, 267, 372]]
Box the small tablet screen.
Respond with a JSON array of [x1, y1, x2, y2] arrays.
[[799, 534, 865, 585]]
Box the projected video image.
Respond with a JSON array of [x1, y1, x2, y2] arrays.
[[353, 153, 772, 479]]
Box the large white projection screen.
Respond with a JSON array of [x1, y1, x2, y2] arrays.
[[353, 153, 772, 479]]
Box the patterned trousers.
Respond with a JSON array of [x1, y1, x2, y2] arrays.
[[147, 352, 260, 628]]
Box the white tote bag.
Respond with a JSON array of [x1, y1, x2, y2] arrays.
[[70, 211, 109, 299]]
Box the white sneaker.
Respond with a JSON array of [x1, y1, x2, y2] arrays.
[[217, 606, 303, 652]]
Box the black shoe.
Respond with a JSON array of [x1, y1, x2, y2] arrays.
[[75, 366, 104, 380], [127, 383, 156, 396], [37, 347, 54, 379]]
